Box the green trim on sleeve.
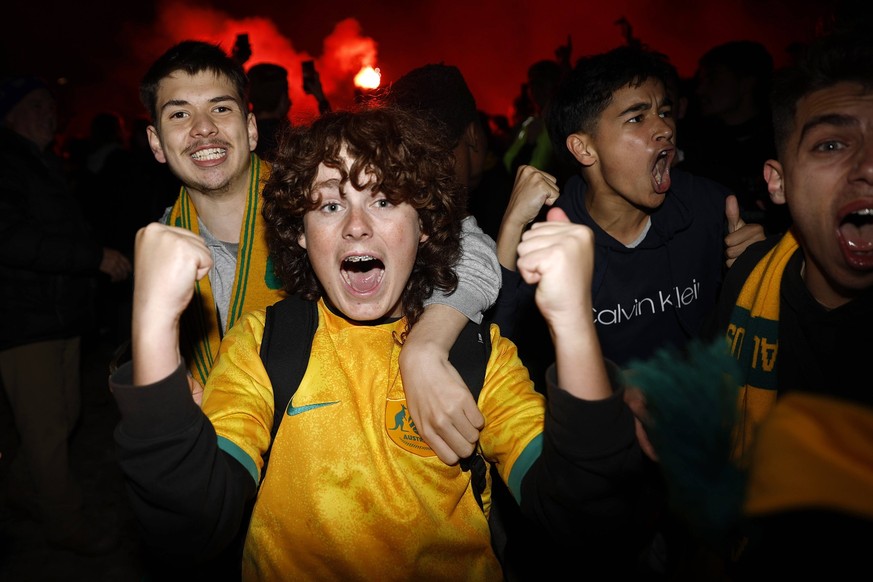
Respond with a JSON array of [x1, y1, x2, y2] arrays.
[[507, 433, 543, 504], [217, 435, 259, 486]]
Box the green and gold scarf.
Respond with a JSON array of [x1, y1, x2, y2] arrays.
[[725, 230, 799, 460], [166, 155, 284, 386]]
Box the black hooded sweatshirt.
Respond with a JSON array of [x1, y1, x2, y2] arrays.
[[493, 168, 731, 375]]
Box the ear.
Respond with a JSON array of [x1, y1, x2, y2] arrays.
[[419, 218, 429, 244], [297, 230, 307, 250], [566, 132, 596, 167], [763, 160, 786, 205], [247, 112, 259, 153], [146, 125, 167, 164]]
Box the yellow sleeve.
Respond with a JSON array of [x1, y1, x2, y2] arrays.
[[201, 309, 274, 483], [477, 324, 546, 492]]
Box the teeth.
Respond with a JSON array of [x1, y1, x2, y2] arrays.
[[853, 208, 873, 216], [345, 255, 375, 262], [191, 148, 225, 161]]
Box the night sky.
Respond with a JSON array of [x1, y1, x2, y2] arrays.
[[1, 0, 861, 138]]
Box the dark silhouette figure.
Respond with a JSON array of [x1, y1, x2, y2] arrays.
[[680, 40, 790, 234], [247, 63, 291, 163], [91, 115, 179, 343], [0, 75, 130, 556]]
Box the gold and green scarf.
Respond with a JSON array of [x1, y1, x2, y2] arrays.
[[166, 155, 284, 386], [725, 230, 799, 460]]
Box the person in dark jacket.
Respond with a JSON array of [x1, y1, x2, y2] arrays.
[[489, 44, 765, 578], [494, 44, 765, 381], [0, 75, 131, 554]]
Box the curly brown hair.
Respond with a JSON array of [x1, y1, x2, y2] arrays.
[[262, 106, 465, 330]]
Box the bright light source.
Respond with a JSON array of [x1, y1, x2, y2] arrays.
[[354, 66, 381, 90]]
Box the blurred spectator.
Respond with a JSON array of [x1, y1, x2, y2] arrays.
[[503, 59, 571, 184], [0, 75, 130, 555], [680, 40, 790, 234], [247, 63, 291, 162]]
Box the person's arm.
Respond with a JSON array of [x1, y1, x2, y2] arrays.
[[496, 165, 559, 270], [303, 67, 332, 115], [515, 207, 609, 398], [507, 207, 645, 546], [400, 217, 498, 465], [112, 223, 255, 563], [488, 164, 560, 342]]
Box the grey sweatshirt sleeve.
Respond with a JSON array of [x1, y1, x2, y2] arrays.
[[424, 215, 501, 324]]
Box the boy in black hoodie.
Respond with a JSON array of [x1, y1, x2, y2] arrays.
[[489, 44, 766, 579], [493, 45, 765, 377]]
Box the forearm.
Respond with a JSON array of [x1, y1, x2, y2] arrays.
[[425, 217, 500, 323], [405, 304, 466, 354], [131, 307, 182, 385], [402, 297, 486, 465], [518, 364, 644, 542], [496, 213, 528, 270], [549, 313, 611, 401], [112, 361, 255, 561]]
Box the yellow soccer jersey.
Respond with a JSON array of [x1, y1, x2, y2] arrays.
[[202, 300, 545, 581]]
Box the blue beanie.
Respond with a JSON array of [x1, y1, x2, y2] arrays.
[[0, 76, 49, 120]]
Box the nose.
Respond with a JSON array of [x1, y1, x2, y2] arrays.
[[654, 116, 674, 142], [342, 204, 372, 239], [190, 111, 218, 138], [850, 139, 873, 185]]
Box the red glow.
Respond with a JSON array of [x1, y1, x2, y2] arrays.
[[354, 66, 381, 90], [145, 3, 380, 123], [25, 0, 831, 141]]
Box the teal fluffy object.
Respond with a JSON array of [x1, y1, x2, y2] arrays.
[[623, 338, 746, 546]]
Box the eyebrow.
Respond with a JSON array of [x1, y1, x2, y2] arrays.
[[159, 94, 239, 115], [798, 113, 858, 142], [312, 178, 342, 193], [617, 101, 650, 117]]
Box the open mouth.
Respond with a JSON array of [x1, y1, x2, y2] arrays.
[[341, 255, 385, 294], [652, 149, 672, 193], [190, 147, 227, 161], [838, 206, 873, 269]]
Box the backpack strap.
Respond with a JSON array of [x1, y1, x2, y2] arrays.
[[260, 300, 493, 508], [259, 294, 319, 476], [450, 321, 492, 511], [449, 320, 491, 402]]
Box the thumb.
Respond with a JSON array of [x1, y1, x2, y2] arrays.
[[725, 194, 744, 233], [546, 206, 570, 223]]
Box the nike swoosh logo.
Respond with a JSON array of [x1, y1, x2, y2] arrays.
[[286, 401, 339, 417]]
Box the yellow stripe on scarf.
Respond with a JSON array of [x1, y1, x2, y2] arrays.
[[745, 392, 873, 520], [166, 154, 285, 387], [725, 230, 799, 460]]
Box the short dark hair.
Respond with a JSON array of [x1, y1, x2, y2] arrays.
[[262, 106, 464, 332], [381, 63, 477, 147], [247, 63, 289, 114], [547, 45, 676, 167], [770, 31, 873, 157], [140, 40, 249, 123]]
